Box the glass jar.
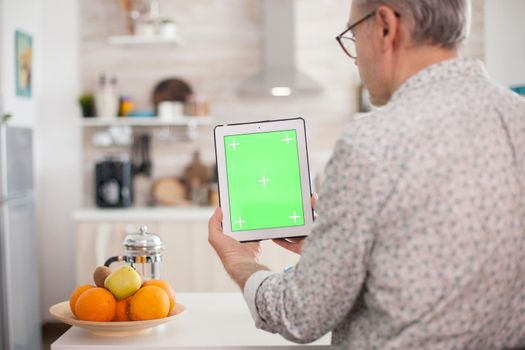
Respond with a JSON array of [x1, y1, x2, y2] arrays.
[[104, 225, 163, 280]]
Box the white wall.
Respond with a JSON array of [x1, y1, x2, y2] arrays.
[[35, 0, 80, 321], [0, 0, 41, 126], [0, 0, 3, 99], [1, 0, 80, 322], [485, 0, 525, 87]]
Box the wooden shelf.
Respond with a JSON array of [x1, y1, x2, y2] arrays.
[[80, 116, 213, 128], [107, 35, 179, 45]]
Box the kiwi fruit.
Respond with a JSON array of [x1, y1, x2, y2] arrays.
[[93, 266, 112, 288]]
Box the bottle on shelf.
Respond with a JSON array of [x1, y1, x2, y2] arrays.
[[95, 73, 119, 118]]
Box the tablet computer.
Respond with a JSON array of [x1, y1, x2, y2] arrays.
[[214, 118, 314, 242]]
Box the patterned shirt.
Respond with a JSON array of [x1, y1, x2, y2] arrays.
[[243, 58, 525, 349]]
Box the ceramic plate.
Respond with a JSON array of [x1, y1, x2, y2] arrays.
[[49, 301, 185, 336]]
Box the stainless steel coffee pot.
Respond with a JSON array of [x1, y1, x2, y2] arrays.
[[104, 225, 163, 280]]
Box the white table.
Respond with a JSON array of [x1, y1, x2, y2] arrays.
[[52, 293, 332, 349]]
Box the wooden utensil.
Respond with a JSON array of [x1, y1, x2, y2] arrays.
[[152, 178, 188, 206]]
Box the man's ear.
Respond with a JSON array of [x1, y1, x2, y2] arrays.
[[375, 5, 400, 52]]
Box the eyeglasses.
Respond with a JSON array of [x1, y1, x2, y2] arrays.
[[336, 10, 400, 60]]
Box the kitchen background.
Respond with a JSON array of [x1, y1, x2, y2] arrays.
[[0, 0, 524, 348]]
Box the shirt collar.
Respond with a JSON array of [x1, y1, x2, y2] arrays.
[[390, 57, 488, 102]]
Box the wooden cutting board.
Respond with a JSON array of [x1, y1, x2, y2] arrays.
[[152, 178, 188, 206]]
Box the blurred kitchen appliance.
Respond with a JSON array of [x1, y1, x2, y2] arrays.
[[131, 134, 151, 177], [184, 94, 210, 117], [0, 125, 42, 350], [183, 151, 212, 205], [95, 158, 133, 207], [152, 78, 192, 116], [238, 0, 322, 97], [104, 225, 163, 280]]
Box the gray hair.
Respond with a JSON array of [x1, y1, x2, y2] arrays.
[[357, 0, 471, 49]]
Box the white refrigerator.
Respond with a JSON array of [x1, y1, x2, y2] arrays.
[[0, 125, 42, 350]]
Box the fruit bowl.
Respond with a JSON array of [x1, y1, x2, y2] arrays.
[[49, 301, 185, 336]]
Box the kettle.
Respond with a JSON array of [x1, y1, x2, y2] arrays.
[[104, 225, 163, 280]]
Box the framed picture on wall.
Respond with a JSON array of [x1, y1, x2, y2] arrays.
[[15, 30, 32, 98]]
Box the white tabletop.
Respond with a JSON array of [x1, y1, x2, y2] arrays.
[[51, 293, 332, 349]]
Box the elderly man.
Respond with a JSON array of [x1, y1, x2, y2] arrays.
[[209, 0, 525, 348]]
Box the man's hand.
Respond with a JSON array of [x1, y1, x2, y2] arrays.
[[272, 193, 318, 255], [208, 207, 268, 290], [271, 237, 305, 255]]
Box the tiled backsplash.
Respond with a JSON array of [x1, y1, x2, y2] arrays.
[[80, 0, 485, 207]]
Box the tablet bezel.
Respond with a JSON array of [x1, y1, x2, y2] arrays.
[[214, 118, 314, 242]]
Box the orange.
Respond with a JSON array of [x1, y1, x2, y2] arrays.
[[75, 287, 117, 322], [142, 279, 176, 311], [69, 284, 95, 317], [113, 296, 132, 322], [129, 286, 170, 321]]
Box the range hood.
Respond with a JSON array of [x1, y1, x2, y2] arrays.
[[238, 0, 323, 97]]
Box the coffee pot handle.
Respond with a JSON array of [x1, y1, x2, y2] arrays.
[[104, 256, 124, 267]]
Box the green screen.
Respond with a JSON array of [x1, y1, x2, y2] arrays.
[[224, 130, 305, 232]]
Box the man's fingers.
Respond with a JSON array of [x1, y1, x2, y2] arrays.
[[210, 207, 223, 225], [272, 239, 294, 250], [311, 193, 319, 220], [215, 207, 223, 220], [208, 207, 223, 238], [311, 192, 318, 209]]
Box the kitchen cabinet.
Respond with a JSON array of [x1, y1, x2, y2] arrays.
[[74, 208, 300, 292]]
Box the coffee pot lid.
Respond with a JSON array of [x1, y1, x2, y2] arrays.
[[123, 225, 163, 254]]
